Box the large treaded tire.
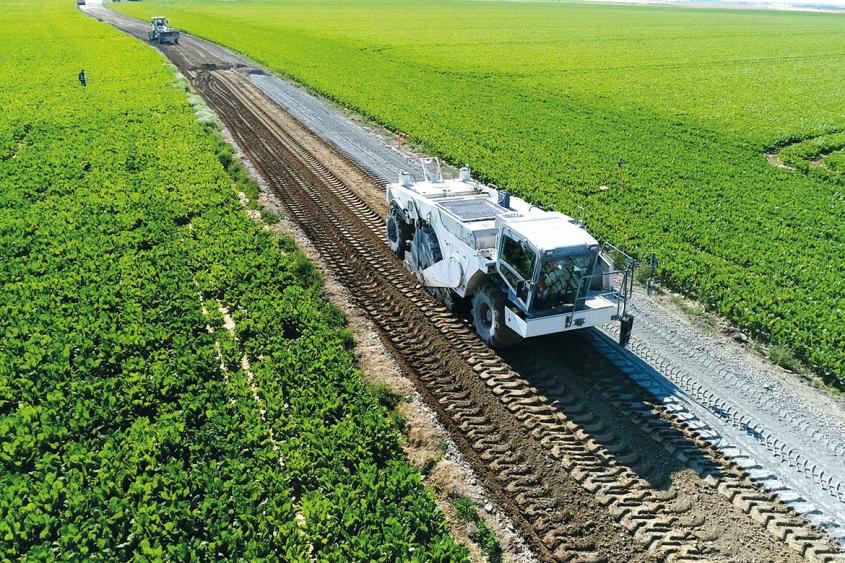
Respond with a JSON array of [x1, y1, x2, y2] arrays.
[[472, 282, 523, 349], [386, 208, 412, 259]]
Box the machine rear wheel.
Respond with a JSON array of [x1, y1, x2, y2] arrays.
[[472, 282, 522, 349], [386, 208, 411, 259]]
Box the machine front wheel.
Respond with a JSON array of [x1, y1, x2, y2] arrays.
[[386, 208, 412, 259], [472, 283, 523, 349]]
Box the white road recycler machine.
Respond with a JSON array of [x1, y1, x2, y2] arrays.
[[386, 158, 635, 348]]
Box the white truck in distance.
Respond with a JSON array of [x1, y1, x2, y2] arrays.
[[386, 159, 635, 348]]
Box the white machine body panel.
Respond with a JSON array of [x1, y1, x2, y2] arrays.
[[504, 294, 618, 338]]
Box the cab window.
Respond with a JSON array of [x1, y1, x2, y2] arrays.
[[533, 252, 597, 312], [501, 234, 536, 282]]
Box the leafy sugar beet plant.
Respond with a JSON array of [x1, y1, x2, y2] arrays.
[[116, 0, 845, 386], [0, 0, 466, 559]]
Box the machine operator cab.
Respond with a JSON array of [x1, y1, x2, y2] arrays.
[[495, 213, 634, 344]]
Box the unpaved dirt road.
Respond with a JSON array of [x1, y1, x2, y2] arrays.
[[82, 4, 842, 561]]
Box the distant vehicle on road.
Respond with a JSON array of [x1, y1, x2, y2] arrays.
[[148, 16, 179, 45]]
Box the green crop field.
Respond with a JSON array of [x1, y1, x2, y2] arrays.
[[114, 0, 845, 386], [0, 0, 467, 559]]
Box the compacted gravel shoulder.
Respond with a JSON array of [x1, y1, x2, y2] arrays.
[[614, 290, 845, 545]]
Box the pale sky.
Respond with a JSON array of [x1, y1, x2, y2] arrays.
[[762, 0, 844, 5], [579, 0, 845, 10], [499, 0, 845, 10]]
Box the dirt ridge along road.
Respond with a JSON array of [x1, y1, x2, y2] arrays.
[[84, 6, 842, 562]]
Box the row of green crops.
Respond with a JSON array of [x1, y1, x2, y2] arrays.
[[0, 0, 466, 559], [114, 0, 845, 385]]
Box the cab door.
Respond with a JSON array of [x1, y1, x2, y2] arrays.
[[497, 231, 537, 310]]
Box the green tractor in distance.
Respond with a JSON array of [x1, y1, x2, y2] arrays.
[[149, 17, 179, 45]]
